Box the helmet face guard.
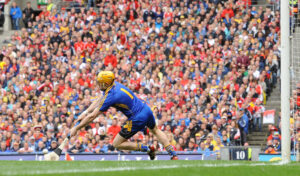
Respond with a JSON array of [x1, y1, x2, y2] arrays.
[[98, 82, 110, 91]]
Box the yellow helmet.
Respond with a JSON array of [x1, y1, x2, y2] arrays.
[[97, 71, 115, 90]]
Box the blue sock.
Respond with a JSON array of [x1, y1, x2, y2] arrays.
[[137, 143, 149, 152], [165, 144, 177, 156]]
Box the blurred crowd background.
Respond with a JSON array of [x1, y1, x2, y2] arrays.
[[0, 0, 282, 156]]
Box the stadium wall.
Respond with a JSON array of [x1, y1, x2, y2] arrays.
[[0, 153, 210, 161], [259, 154, 297, 162]]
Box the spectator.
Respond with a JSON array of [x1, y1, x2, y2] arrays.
[[221, 3, 234, 18], [0, 141, 9, 152], [85, 143, 95, 153], [265, 145, 277, 154], [68, 141, 84, 154], [0, 10, 4, 28], [272, 137, 281, 152], [28, 136, 36, 151], [38, 6, 50, 19], [48, 141, 58, 152], [22, 2, 34, 28], [185, 138, 197, 152], [126, 9, 138, 22], [0, 0, 4, 12], [10, 2, 22, 30], [10, 142, 20, 152], [222, 131, 230, 146], [107, 118, 121, 139], [214, 136, 224, 152], [95, 140, 108, 153], [197, 142, 211, 156], [59, 8, 68, 20], [92, 122, 106, 136], [253, 100, 264, 132], [88, 0, 96, 9], [237, 110, 249, 145], [220, 116, 229, 132], [18, 142, 33, 153], [237, 53, 250, 68], [244, 142, 252, 160], [104, 50, 118, 68], [33, 125, 43, 142], [46, 0, 55, 12], [267, 130, 281, 141], [204, 134, 216, 151], [214, 136, 224, 159], [195, 132, 203, 145], [50, 31, 62, 47], [229, 121, 241, 146], [36, 141, 45, 152], [104, 136, 115, 152]]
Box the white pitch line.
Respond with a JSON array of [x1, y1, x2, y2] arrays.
[[2, 162, 295, 175]]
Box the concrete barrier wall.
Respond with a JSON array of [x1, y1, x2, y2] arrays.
[[220, 146, 261, 161], [15, 0, 38, 10]]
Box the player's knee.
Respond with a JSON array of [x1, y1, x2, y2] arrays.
[[112, 140, 120, 149], [113, 133, 127, 149], [150, 126, 159, 135]]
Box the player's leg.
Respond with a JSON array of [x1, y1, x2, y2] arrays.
[[44, 138, 69, 161], [149, 126, 169, 146], [112, 121, 149, 152], [112, 133, 146, 151], [145, 105, 178, 160], [149, 126, 178, 160]]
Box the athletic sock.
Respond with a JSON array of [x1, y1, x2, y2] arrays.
[[165, 144, 177, 156], [137, 143, 149, 152], [59, 138, 68, 150]]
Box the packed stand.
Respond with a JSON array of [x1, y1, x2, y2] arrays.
[[263, 0, 299, 155], [292, 84, 300, 154], [0, 0, 280, 155], [266, 83, 300, 154], [264, 82, 300, 154]]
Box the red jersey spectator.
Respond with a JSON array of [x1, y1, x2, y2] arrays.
[[221, 3, 234, 18], [104, 50, 117, 68], [107, 119, 121, 139]]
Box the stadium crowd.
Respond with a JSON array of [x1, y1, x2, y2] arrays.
[[291, 85, 300, 154], [0, 0, 280, 155], [265, 83, 300, 154]]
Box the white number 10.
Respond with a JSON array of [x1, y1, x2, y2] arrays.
[[236, 151, 245, 160]]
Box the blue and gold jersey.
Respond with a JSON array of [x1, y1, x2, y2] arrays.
[[98, 81, 145, 118]]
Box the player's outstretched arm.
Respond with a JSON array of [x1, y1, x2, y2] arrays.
[[45, 97, 102, 161], [70, 107, 101, 137], [75, 95, 102, 124]]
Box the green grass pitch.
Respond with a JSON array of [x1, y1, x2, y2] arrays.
[[0, 160, 299, 176]]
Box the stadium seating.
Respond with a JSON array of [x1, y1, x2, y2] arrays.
[[0, 0, 280, 154]]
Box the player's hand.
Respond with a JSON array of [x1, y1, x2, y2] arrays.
[[74, 119, 79, 125], [70, 127, 78, 137]]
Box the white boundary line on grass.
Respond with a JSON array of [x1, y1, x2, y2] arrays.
[[2, 162, 296, 175]]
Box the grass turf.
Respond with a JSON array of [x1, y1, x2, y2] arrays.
[[0, 160, 299, 176]]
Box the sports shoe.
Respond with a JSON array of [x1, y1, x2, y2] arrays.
[[171, 156, 179, 160], [147, 145, 156, 160]]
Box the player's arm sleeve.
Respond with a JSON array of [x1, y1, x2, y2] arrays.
[[99, 94, 114, 112]]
